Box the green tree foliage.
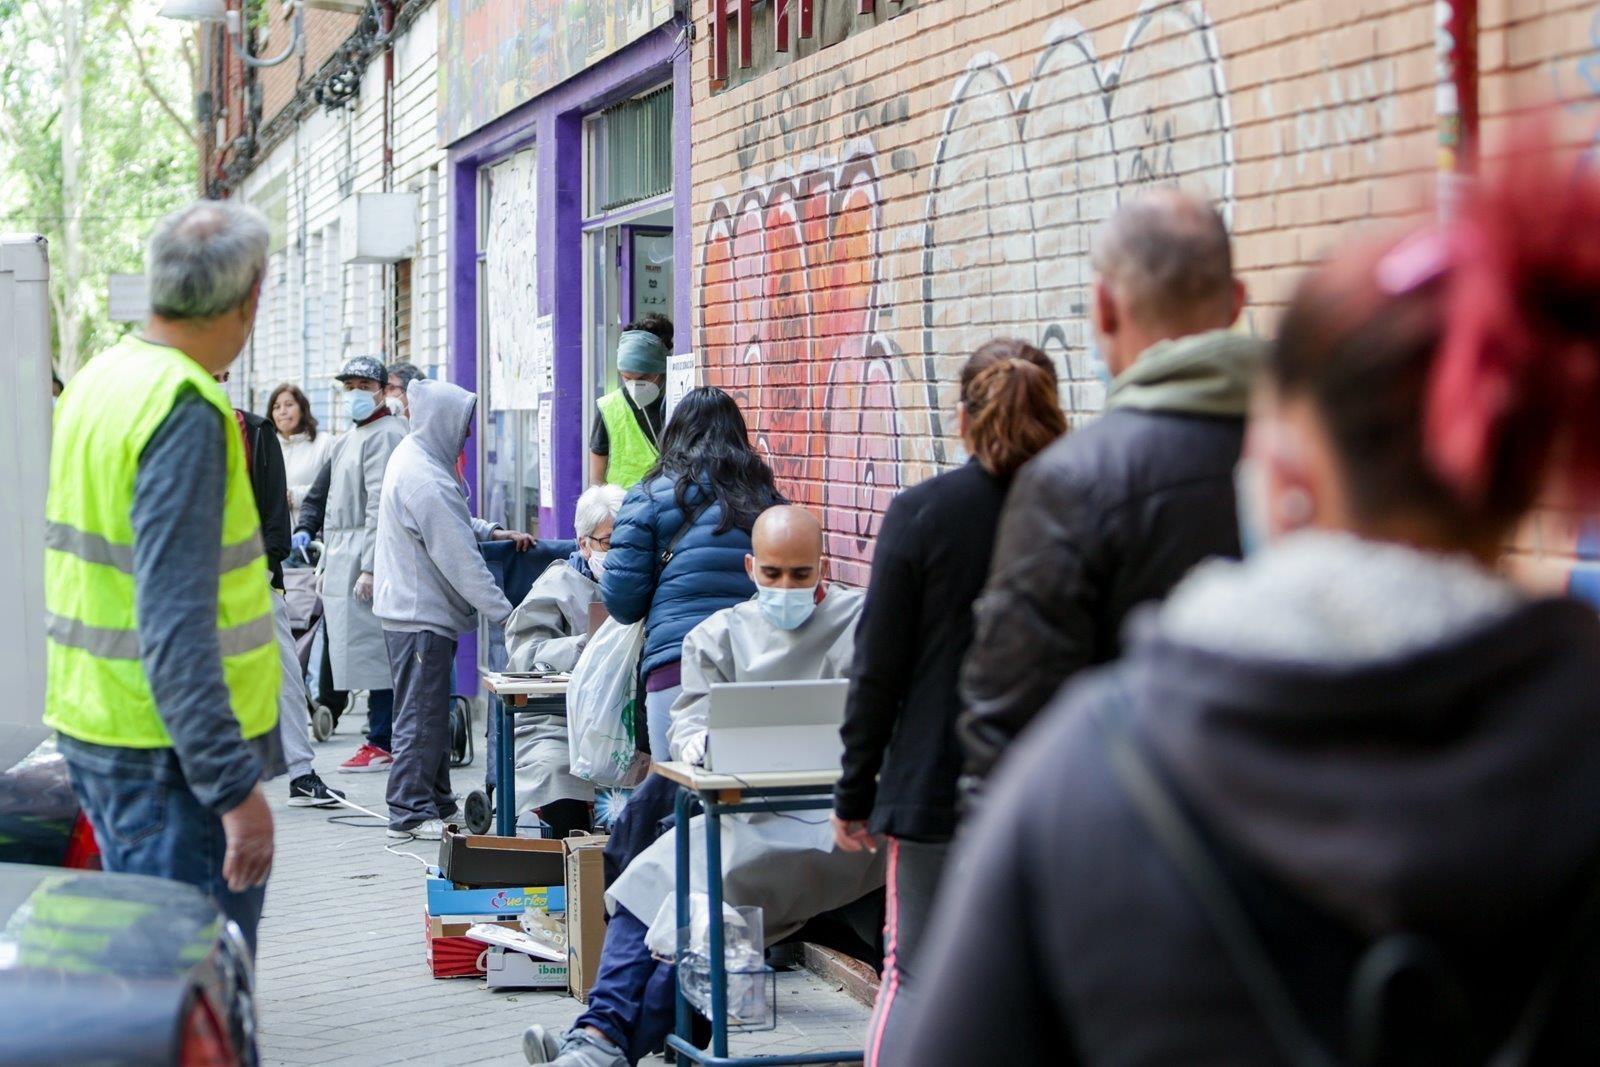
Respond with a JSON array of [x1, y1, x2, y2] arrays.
[[0, 0, 198, 376]]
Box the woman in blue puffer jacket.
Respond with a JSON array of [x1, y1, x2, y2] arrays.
[[600, 386, 785, 759]]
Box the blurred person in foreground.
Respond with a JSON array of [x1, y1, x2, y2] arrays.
[[886, 143, 1600, 1065], [374, 378, 529, 840], [524, 506, 881, 1067], [45, 201, 281, 953], [503, 483, 627, 839], [958, 191, 1264, 780], [830, 340, 1065, 1065]]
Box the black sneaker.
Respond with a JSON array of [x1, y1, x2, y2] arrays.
[[287, 772, 345, 808]]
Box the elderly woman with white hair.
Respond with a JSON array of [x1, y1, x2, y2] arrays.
[[503, 483, 626, 837]]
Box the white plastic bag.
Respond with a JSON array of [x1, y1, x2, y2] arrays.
[[566, 617, 650, 786]]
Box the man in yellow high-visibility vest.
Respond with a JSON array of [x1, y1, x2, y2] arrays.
[[45, 200, 281, 954]]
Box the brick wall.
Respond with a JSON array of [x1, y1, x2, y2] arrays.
[[691, 0, 1600, 591], [258, 6, 360, 123]]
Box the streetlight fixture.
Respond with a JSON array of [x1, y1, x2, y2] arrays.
[[158, 0, 304, 69]]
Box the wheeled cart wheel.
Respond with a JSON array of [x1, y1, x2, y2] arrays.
[[464, 789, 493, 835], [311, 704, 335, 742], [449, 696, 473, 767]]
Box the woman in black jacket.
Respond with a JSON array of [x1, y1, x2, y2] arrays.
[[832, 339, 1065, 1064], [885, 148, 1600, 1065]]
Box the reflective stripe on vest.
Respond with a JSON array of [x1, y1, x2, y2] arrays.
[[598, 388, 658, 489], [44, 336, 280, 749]]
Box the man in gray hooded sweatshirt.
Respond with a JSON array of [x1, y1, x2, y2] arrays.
[[374, 377, 527, 838]]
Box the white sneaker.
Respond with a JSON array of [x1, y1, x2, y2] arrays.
[[387, 818, 445, 841]]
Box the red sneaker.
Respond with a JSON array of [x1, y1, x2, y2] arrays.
[[339, 744, 394, 773]]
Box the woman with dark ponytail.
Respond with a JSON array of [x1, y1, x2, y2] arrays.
[[833, 338, 1065, 1064], [884, 136, 1600, 1066]]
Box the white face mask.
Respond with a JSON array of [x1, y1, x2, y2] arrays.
[[624, 379, 662, 408], [756, 584, 818, 631], [385, 395, 405, 417], [588, 550, 608, 578]]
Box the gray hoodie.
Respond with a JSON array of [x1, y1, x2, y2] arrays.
[[374, 379, 513, 637]]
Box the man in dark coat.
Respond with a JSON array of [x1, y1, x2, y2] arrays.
[[958, 190, 1265, 778]]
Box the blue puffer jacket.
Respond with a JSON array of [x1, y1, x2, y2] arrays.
[[600, 474, 761, 680]]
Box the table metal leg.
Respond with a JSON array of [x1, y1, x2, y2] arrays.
[[674, 786, 693, 1044], [494, 696, 515, 836], [704, 800, 729, 1061]]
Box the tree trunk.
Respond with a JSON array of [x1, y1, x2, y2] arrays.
[[57, 0, 86, 376]]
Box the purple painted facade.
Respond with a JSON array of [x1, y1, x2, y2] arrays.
[[445, 22, 691, 690]]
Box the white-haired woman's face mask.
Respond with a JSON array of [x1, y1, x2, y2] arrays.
[[581, 517, 616, 576]]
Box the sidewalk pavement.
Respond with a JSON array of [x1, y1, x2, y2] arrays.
[[254, 724, 871, 1066]]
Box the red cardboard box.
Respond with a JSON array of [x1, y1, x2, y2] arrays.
[[423, 911, 522, 979]]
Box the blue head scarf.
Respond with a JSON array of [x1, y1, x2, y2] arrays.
[[617, 330, 669, 375]]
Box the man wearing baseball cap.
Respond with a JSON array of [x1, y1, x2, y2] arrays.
[[292, 355, 408, 772]]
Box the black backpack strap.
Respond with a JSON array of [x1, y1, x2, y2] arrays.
[[658, 496, 713, 573], [1091, 686, 1339, 1067]]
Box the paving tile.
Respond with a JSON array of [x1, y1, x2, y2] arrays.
[[255, 738, 869, 1065]]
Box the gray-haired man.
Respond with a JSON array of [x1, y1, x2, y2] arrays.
[[48, 200, 281, 953], [959, 190, 1266, 780]]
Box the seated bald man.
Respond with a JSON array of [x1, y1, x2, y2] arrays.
[[524, 506, 885, 1067]]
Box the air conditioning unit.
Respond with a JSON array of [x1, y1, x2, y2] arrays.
[[338, 192, 418, 264]]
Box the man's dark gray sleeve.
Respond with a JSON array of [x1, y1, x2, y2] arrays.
[[132, 391, 261, 815]]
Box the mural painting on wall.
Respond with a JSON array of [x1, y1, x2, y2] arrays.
[[921, 1, 1233, 462], [699, 149, 904, 581], [1552, 8, 1600, 157], [701, 0, 1238, 576], [437, 0, 674, 145]]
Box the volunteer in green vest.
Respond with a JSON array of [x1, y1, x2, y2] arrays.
[[46, 200, 281, 955], [589, 314, 673, 488]]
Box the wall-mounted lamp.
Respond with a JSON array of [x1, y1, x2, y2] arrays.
[[159, 0, 305, 68]]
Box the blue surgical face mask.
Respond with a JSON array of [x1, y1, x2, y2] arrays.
[[345, 389, 377, 423], [1087, 337, 1113, 389], [757, 584, 818, 631]]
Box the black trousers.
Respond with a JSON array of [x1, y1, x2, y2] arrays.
[[383, 629, 458, 830]]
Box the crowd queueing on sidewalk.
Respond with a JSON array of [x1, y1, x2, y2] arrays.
[[40, 126, 1600, 1065]]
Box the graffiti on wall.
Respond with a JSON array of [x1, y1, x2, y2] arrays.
[[1553, 9, 1600, 156], [1259, 57, 1398, 184], [920, 1, 1234, 460], [437, 0, 674, 145], [700, 0, 1237, 569], [699, 147, 904, 575]]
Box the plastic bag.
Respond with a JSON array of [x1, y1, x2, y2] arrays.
[[645, 895, 769, 1026], [566, 617, 650, 787]]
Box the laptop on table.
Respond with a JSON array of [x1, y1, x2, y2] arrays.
[[702, 679, 849, 775]]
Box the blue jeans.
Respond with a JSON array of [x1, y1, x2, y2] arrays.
[[367, 688, 394, 751], [575, 907, 678, 1065], [66, 763, 267, 956]]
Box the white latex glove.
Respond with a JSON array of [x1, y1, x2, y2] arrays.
[[353, 571, 375, 602], [681, 732, 708, 767]]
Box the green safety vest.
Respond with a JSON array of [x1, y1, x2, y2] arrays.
[[44, 336, 279, 748], [598, 388, 659, 489]]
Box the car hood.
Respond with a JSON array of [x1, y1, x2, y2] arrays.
[[0, 863, 220, 978]]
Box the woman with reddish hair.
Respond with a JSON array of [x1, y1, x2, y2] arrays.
[[885, 142, 1600, 1065]]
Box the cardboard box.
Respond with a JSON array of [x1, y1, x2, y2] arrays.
[[563, 833, 610, 1003], [422, 911, 523, 979], [425, 872, 566, 916], [485, 946, 569, 990], [438, 830, 567, 888]]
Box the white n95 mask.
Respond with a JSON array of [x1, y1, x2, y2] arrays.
[[625, 379, 662, 408], [757, 585, 817, 631]]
